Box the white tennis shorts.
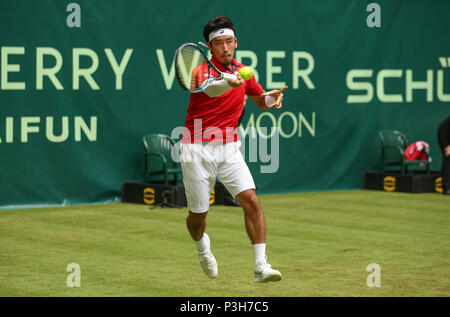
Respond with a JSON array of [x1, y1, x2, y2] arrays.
[[180, 141, 256, 213]]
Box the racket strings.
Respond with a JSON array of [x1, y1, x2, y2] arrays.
[[176, 45, 209, 92]]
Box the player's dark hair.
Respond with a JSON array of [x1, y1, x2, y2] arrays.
[[203, 16, 237, 43]]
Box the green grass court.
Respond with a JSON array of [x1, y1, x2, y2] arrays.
[[0, 190, 448, 297]]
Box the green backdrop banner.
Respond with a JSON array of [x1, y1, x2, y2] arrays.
[[1, 0, 449, 209]]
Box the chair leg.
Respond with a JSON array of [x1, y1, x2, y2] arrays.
[[144, 158, 147, 182]]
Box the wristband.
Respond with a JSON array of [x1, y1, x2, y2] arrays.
[[265, 95, 276, 107]]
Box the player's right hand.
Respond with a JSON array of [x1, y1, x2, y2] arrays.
[[228, 72, 245, 88]]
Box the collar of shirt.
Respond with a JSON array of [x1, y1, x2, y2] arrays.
[[210, 57, 239, 73]]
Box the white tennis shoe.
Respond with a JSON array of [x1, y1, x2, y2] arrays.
[[198, 233, 218, 279], [253, 257, 281, 283]]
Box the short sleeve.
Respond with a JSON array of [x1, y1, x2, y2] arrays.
[[245, 75, 264, 96]]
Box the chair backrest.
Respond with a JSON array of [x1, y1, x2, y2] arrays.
[[378, 130, 408, 164], [143, 134, 178, 169]]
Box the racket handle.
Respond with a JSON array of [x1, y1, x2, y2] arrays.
[[222, 72, 237, 82]]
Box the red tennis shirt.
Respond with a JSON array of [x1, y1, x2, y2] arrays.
[[181, 57, 263, 143]]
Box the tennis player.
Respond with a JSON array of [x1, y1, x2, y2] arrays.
[[180, 16, 287, 283]]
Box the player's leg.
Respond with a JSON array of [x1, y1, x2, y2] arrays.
[[180, 143, 218, 278], [235, 189, 265, 245], [183, 181, 217, 279], [186, 211, 217, 279], [186, 210, 208, 241], [218, 141, 281, 283], [235, 189, 281, 283]]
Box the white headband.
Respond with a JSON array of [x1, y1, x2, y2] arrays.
[[208, 28, 235, 42]]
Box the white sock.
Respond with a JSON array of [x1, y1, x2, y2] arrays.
[[195, 233, 209, 253], [253, 243, 266, 265]]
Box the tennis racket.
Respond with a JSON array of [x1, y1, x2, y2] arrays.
[[174, 42, 237, 93]]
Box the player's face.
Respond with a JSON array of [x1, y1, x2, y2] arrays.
[[209, 35, 237, 67]]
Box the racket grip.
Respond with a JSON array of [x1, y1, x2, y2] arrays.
[[222, 72, 237, 81]]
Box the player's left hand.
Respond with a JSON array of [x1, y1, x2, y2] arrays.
[[262, 86, 288, 109]]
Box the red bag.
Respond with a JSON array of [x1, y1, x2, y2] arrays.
[[404, 141, 431, 166]]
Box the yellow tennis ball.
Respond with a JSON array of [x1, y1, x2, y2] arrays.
[[239, 66, 254, 80]]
